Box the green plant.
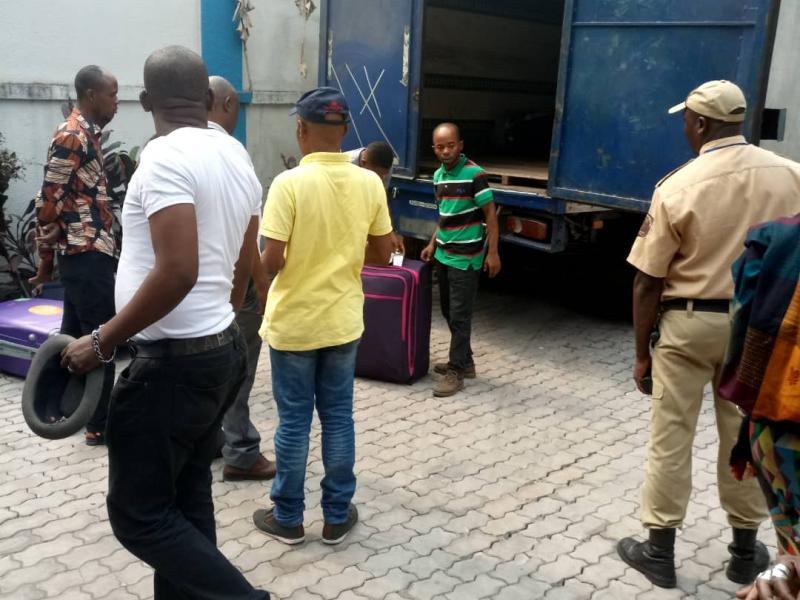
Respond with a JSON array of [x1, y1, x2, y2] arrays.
[[0, 133, 24, 214], [0, 133, 28, 297]]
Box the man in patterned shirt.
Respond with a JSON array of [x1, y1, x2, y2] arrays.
[[421, 122, 501, 397], [33, 65, 119, 445]]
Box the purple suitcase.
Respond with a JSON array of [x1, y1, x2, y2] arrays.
[[356, 259, 432, 383], [0, 299, 63, 378]]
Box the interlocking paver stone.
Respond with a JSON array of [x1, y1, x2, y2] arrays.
[[444, 573, 505, 599], [536, 556, 588, 585], [308, 566, 369, 599], [354, 567, 417, 599], [402, 527, 458, 557], [407, 571, 461, 600], [403, 549, 459, 580], [359, 546, 419, 577]]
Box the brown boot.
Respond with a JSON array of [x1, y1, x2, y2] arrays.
[[433, 362, 476, 378], [433, 369, 464, 397], [223, 453, 277, 481]]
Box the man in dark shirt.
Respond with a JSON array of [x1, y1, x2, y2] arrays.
[[207, 75, 276, 481], [33, 65, 119, 445]]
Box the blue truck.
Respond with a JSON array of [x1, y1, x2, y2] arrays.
[[319, 0, 780, 253]]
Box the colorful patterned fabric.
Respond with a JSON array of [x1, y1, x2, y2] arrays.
[[35, 108, 116, 261], [433, 154, 494, 271], [717, 214, 800, 421], [750, 418, 800, 554]]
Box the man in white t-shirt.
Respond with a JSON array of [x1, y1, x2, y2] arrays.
[[62, 46, 268, 600]]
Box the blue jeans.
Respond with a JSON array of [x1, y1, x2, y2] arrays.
[[269, 339, 359, 526]]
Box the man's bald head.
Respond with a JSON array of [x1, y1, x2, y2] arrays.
[[208, 75, 240, 135], [142, 46, 209, 109], [433, 122, 461, 141], [209, 76, 236, 105], [432, 122, 463, 170]]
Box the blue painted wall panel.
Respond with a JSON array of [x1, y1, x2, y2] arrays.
[[200, 0, 246, 145]]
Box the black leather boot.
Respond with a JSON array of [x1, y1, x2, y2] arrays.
[[726, 528, 769, 584], [617, 528, 677, 588]]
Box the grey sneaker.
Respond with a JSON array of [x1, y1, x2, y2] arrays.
[[253, 508, 305, 545], [433, 369, 464, 397], [322, 504, 358, 545], [433, 362, 476, 378]]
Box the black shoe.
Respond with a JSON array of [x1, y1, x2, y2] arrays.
[[617, 528, 677, 589], [253, 508, 305, 545], [726, 528, 770, 584], [322, 504, 358, 545]]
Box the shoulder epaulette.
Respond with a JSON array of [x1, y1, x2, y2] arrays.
[[655, 159, 694, 188]]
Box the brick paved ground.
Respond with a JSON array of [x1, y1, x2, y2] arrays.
[[0, 282, 776, 599]]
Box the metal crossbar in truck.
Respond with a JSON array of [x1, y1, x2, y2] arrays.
[[319, 0, 780, 253]]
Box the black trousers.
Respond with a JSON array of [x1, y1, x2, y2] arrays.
[[222, 282, 264, 469], [58, 251, 116, 433], [435, 260, 480, 371], [106, 332, 269, 600]]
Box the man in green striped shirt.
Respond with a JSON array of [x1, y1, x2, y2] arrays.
[[421, 123, 501, 396]]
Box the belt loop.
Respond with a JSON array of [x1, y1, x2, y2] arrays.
[[687, 299, 694, 318]]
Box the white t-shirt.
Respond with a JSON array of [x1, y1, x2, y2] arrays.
[[116, 126, 262, 340]]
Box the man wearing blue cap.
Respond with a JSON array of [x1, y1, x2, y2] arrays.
[[252, 87, 394, 545]]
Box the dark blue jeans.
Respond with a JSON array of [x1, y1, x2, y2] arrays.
[[435, 260, 480, 371], [222, 282, 263, 469], [58, 251, 116, 433], [106, 334, 268, 600], [269, 339, 359, 526]]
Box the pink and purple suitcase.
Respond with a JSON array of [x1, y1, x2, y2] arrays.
[[356, 259, 432, 384], [0, 298, 63, 378]]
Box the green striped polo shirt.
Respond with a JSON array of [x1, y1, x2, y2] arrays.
[[433, 154, 494, 270]]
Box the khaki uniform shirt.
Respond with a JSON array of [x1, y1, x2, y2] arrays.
[[628, 135, 800, 300]]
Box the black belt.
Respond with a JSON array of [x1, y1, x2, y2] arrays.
[[130, 323, 240, 358], [661, 298, 730, 313]]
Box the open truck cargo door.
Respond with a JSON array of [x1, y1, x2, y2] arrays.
[[548, 0, 780, 212], [319, 0, 423, 176]]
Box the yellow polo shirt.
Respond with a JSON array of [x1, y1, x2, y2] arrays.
[[259, 152, 392, 351]]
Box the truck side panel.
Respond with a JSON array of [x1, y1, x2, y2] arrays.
[[549, 0, 780, 212]]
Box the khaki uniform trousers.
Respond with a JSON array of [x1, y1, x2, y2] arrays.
[[641, 307, 768, 529]]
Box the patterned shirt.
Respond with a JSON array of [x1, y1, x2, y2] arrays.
[[433, 154, 494, 270], [35, 108, 116, 261], [717, 214, 800, 423]]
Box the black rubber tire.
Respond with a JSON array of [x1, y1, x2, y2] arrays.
[[21, 334, 105, 440]]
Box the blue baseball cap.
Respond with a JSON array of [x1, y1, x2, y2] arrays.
[[289, 87, 351, 124]]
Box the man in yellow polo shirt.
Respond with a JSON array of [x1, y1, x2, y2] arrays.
[[252, 87, 394, 546]]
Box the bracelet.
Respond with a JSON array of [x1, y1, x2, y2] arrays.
[[91, 325, 116, 363]]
